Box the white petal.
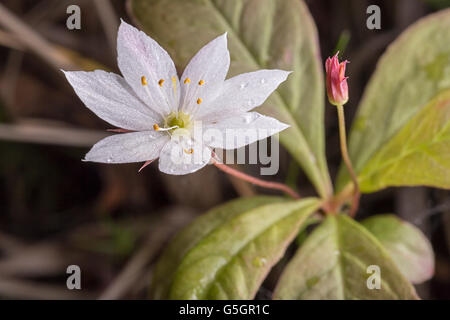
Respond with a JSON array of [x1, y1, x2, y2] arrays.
[[158, 135, 211, 175], [204, 112, 289, 149], [179, 33, 230, 115], [64, 70, 160, 130], [197, 70, 291, 122], [85, 131, 169, 163], [117, 20, 180, 116]]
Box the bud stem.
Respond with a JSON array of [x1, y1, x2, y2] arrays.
[[212, 159, 301, 200], [336, 104, 360, 217]]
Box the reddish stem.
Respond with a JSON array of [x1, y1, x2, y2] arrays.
[[337, 104, 360, 217], [212, 160, 301, 199]]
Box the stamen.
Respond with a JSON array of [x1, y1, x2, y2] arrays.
[[184, 148, 194, 154], [158, 79, 165, 87], [184, 78, 191, 84], [197, 98, 203, 105], [141, 76, 148, 86], [172, 76, 177, 95], [154, 125, 179, 132], [198, 80, 205, 86]]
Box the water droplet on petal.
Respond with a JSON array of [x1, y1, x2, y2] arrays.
[[107, 157, 113, 163], [243, 114, 253, 123], [243, 113, 259, 124], [252, 257, 267, 267], [260, 78, 266, 84], [240, 82, 248, 90]]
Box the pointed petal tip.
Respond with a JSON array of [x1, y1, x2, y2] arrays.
[[275, 120, 290, 132], [83, 150, 94, 162], [271, 69, 293, 79], [212, 32, 228, 46], [119, 18, 130, 27], [62, 70, 77, 81], [117, 18, 136, 36], [275, 69, 292, 75], [61, 69, 71, 77], [279, 70, 293, 81], [218, 32, 228, 46], [61, 69, 71, 79]]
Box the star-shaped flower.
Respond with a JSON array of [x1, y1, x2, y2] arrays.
[[64, 20, 290, 175]]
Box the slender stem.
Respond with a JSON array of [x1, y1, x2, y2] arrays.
[[336, 104, 360, 217], [212, 160, 301, 199]]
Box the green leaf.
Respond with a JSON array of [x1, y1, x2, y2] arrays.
[[358, 89, 450, 192], [150, 196, 283, 299], [150, 196, 320, 299], [422, 0, 450, 9], [273, 215, 418, 300], [128, 0, 332, 198], [362, 214, 434, 284], [337, 9, 450, 191]]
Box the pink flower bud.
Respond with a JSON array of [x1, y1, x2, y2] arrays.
[[325, 53, 349, 106]]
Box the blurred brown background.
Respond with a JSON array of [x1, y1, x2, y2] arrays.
[[0, 0, 449, 299]]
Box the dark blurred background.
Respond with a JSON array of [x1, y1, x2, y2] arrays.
[[0, 0, 448, 299]]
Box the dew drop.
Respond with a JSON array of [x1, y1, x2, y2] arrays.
[[243, 113, 253, 123], [252, 257, 267, 268], [107, 157, 113, 163], [260, 78, 266, 84], [240, 82, 248, 90]]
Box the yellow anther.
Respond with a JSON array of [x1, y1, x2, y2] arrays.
[[158, 79, 165, 87], [198, 80, 205, 86], [184, 148, 194, 154], [197, 98, 203, 105], [153, 124, 160, 131], [141, 76, 148, 86], [184, 78, 191, 84]]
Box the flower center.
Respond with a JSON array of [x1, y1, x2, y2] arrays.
[[159, 111, 192, 133]]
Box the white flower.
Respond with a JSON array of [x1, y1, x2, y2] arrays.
[[63, 20, 290, 175]]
